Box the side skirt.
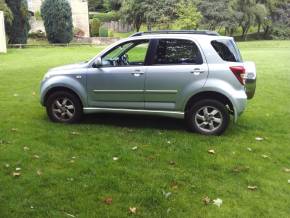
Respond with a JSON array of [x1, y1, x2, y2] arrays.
[[83, 107, 184, 119]]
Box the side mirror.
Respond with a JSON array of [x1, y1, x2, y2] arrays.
[[92, 57, 102, 68]]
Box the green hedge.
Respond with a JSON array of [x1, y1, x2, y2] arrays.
[[89, 11, 120, 22], [99, 26, 108, 37], [90, 18, 101, 37]]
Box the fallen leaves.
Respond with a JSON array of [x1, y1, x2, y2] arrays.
[[129, 207, 137, 214], [213, 198, 223, 207], [37, 170, 42, 176], [288, 180, 290, 184], [112, 157, 119, 161], [65, 212, 76, 218], [261, 154, 270, 159], [70, 131, 80, 136], [232, 165, 250, 173], [247, 185, 258, 191], [162, 190, 172, 199], [208, 149, 215, 154], [23, 146, 30, 151], [131, 146, 138, 151], [202, 196, 211, 205], [103, 197, 113, 205], [11, 128, 18, 132], [247, 147, 252, 152], [33, 154, 40, 159], [255, 137, 264, 141], [283, 168, 290, 173], [169, 160, 176, 166], [12, 172, 21, 177]]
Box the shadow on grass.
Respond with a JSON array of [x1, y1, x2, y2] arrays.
[[82, 113, 185, 131]]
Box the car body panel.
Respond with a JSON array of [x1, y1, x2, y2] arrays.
[[86, 66, 146, 109]]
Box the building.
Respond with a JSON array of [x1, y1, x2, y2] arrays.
[[28, 0, 90, 37]]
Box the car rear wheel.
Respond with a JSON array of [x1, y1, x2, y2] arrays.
[[46, 91, 82, 123], [186, 99, 230, 135]]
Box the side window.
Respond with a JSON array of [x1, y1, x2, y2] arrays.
[[211, 40, 242, 62], [101, 40, 149, 67], [125, 42, 149, 66], [153, 39, 203, 65]]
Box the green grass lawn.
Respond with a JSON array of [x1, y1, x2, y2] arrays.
[[0, 41, 290, 218]]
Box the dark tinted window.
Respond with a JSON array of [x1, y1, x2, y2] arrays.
[[211, 39, 242, 62], [154, 39, 203, 65]]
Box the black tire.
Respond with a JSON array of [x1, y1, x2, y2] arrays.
[[186, 99, 230, 135], [46, 91, 83, 123]]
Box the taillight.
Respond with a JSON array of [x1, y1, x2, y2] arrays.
[[229, 66, 246, 85]]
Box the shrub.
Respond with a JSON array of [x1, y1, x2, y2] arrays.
[[0, 0, 13, 32], [5, 0, 30, 44], [270, 24, 290, 40], [99, 26, 108, 37], [89, 11, 120, 22], [90, 18, 101, 37], [41, 0, 73, 43], [28, 30, 46, 39]]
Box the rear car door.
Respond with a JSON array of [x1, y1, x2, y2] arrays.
[[86, 40, 150, 109], [144, 38, 208, 111]]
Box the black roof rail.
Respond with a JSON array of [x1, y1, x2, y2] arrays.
[[130, 30, 219, 37]]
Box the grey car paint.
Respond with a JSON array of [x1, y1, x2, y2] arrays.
[[40, 34, 256, 122]]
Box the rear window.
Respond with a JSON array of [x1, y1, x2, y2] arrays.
[[211, 39, 242, 62]]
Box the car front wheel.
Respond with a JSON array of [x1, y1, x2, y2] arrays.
[[46, 91, 82, 123], [186, 99, 230, 135]]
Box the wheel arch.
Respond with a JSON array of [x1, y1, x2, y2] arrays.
[[184, 91, 234, 114], [43, 87, 84, 107]]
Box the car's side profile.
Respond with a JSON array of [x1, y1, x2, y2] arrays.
[[40, 30, 256, 135]]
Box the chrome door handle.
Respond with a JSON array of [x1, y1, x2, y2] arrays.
[[191, 68, 205, 75], [131, 70, 144, 77]]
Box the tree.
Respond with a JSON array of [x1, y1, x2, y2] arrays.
[[0, 0, 13, 33], [88, 0, 104, 11], [104, 0, 122, 11], [235, 0, 256, 40], [120, 0, 144, 31], [198, 0, 234, 31], [5, 0, 30, 44], [41, 0, 73, 43], [175, 1, 202, 29], [254, 3, 267, 34], [151, 0, 177, 30], [121, 0, 177, 31]]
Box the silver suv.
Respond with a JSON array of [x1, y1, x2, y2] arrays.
[[40, 30, 256, 135]]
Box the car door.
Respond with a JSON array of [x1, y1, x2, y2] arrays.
[[86, 40, 150, 109], [145, 38, 208, 111]]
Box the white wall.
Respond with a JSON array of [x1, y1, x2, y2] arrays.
[[0, 11, 7, 53]]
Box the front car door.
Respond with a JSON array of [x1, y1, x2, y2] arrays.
[[87, 39, 150, 109], [145, 38, 208, 111]]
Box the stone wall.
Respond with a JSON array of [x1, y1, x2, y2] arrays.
[[73, 36, 120, 45]]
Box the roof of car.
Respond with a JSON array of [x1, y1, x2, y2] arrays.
[[127, 30, 233, 41]]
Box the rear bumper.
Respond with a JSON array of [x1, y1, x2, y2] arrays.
[[233, 95, 247, 122]]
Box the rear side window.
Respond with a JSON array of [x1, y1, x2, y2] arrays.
[[153, 39, 203, 65], [211, 39, 242, 62]]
